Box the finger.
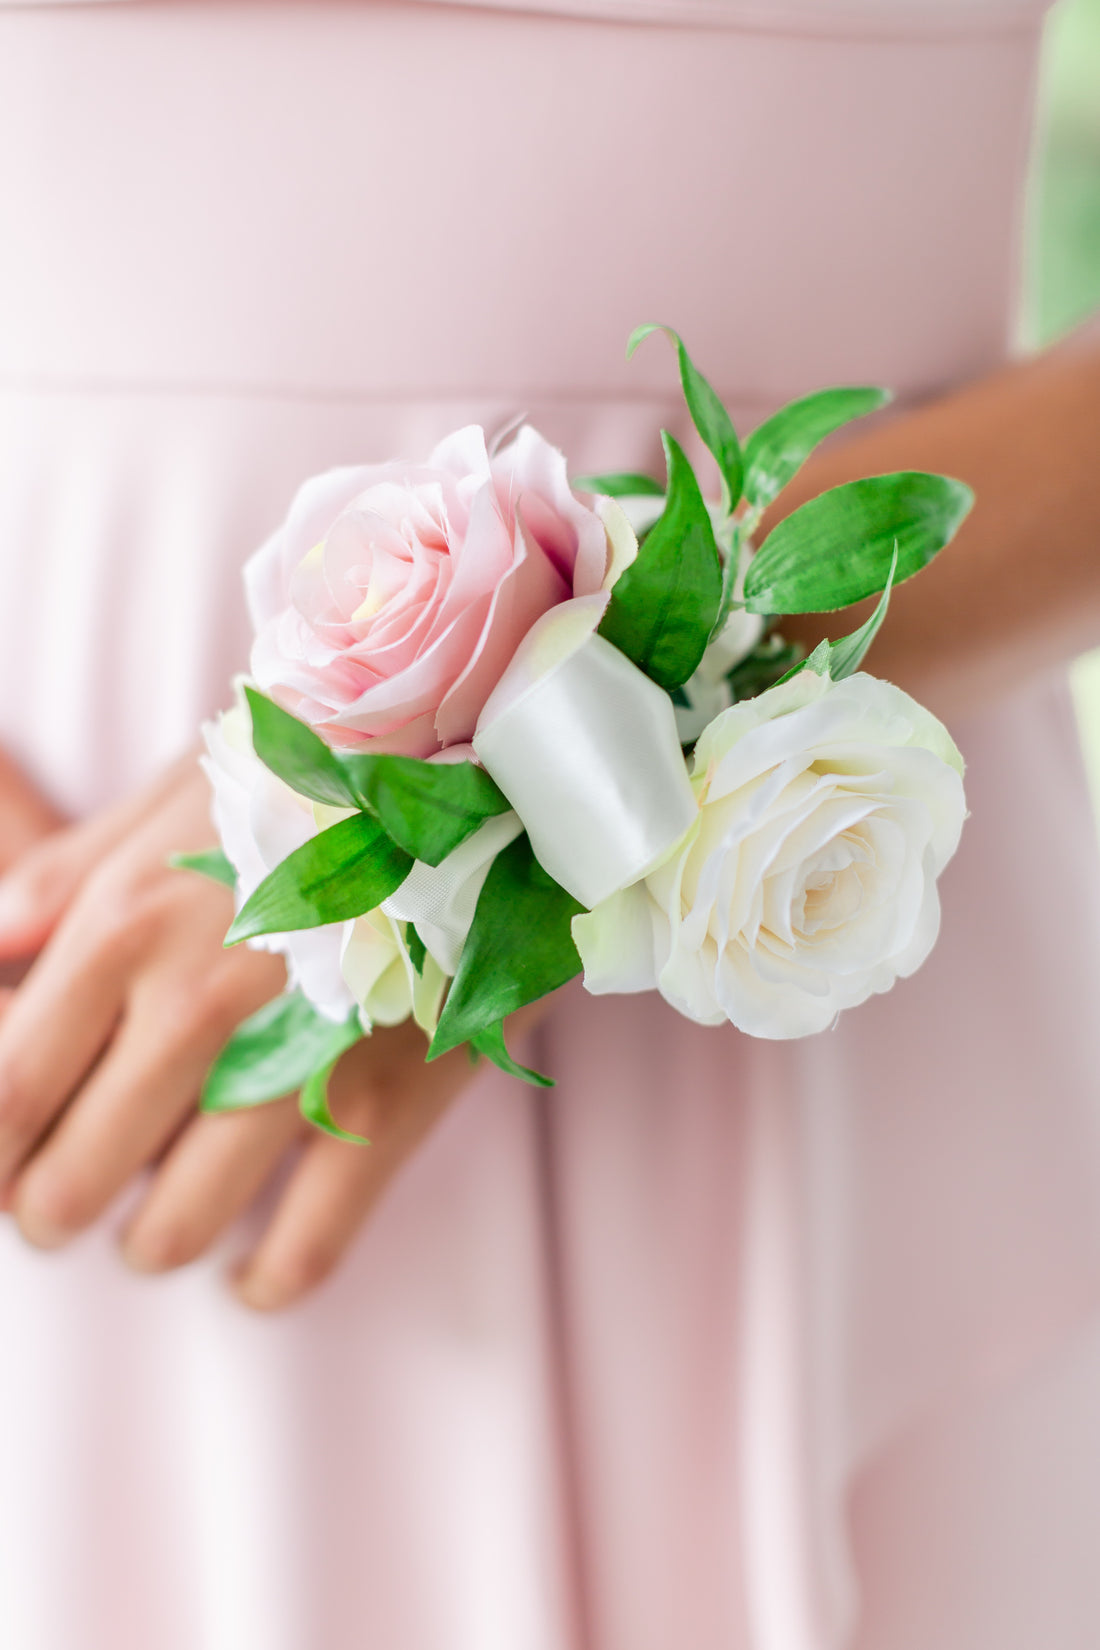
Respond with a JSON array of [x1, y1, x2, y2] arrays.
[[0, 749, 201, 960], [0, 988, 17, 1212], [0, 957, 33, 991], [0, 748, 64, 872], [0, 896, 129, 1186], [231, 1132, 389, 1312], [120, 1098, 303, 1274], [12, 1014, 203, 1250], [0, 829, 100, 959], [233, 1037, 469, 1312], [12, 953, 282, 1250]]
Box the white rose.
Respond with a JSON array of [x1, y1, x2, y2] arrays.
[[202, 682, 515, 1030], [572, 667, 966, 1039]]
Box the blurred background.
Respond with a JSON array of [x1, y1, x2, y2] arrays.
[[1034, 0, 1100, 810]]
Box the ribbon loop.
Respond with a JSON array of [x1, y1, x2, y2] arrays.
[[473, 602, 697, 908]]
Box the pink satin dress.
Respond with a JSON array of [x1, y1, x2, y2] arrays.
[[2, 2, 1100, 1646]]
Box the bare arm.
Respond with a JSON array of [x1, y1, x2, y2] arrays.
[[769, 318, 1100, 721]]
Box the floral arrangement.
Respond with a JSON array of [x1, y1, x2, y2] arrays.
[[181, 327, 971, 1139]]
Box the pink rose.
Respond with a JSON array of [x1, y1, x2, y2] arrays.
[[245, 425, 631, 756]]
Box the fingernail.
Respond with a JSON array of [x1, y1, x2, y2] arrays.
[[121, 1224, 183, 1275], [232, 1268, 287, 1312], [17, 1206, 72, 1251], [120, 1236, 162, 1274]]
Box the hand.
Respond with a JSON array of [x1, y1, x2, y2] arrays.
[[0, 747, 63, 868], [0, 758, 480, 1310], [129, 1016, 474, 1312], [0, 751, 196, 963], [0, 746, 66, 987]]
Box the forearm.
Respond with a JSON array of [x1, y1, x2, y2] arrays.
[[767, 316, 1100, 721]]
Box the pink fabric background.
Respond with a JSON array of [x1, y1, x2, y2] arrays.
[[1, 2, 1099, 1647]]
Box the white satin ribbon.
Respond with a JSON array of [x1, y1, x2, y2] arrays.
[[472, 597, 697, 909]]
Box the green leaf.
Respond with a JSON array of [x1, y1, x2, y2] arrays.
[[201, 993, 361, 1112], [827, 543, 898, 679], [599, 431, 723, 691], [245, 686, 361, 809], [775, 638, 831, 687], [743, 471, 973, 615], [428, 835, 583, 1059], [406, 922, 427, 976], [205, 992, 367, 1142], [627, 324, 743, 511], [336, 753, 510, 867], [742, 387, 893, 509], [169, 848, 237, 889], [709, 518, 745, 643], [470, 1020, 554, 1088], [246, 688, 510, 870], [299, 1040, 370, 1146], [775, 545, 900, 690], [226, 814, 413, 944], [572, 471, 664, 499]]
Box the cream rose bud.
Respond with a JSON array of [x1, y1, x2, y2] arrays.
[[341, 909, 447, 1036], [573, 668, 967, 1039]]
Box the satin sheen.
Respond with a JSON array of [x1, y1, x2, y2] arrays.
[[3, 3, 1100, 1649], [473, 614, 698, 908]]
